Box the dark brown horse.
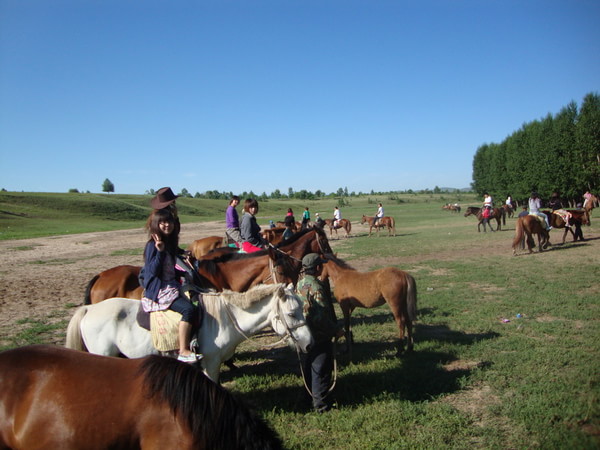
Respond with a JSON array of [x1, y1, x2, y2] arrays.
[[360, 215, 396, 237], [84, 228, 333, 303], [0, 345, 282, 449], [464, 206, 506, 232], [512, 215, 550, 255], [542, 209, 588, 243], [320, 254, 417, 358], [323, 218, 352, 238]]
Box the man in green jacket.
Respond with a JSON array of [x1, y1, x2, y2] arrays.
[[296, 253, 343, 413]]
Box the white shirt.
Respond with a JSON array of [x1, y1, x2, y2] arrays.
[[376, 206, 384, 218], [334, 209, 341, 220]]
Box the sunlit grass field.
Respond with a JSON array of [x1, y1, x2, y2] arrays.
[[1, 191, 598, 448]]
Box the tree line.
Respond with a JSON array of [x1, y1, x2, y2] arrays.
[[471, 92, 599, 206]]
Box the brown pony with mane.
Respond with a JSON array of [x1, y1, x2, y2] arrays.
[[0, 345, 282, 450], [320, 254, 417, 358], [323, 218, 352, 238], [360, 215, 396, 237], [464, 206, 506, 232], [84, 228, 333, 304], [502, 204, 514, 218], [512, 215, 550, 255]]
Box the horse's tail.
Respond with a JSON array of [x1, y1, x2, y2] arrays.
[[512, 217, 525, 253], [346, 220, 352, 233], [406, 273, 418, 322], [390, 217, 396, 233], [83, 274, 100, 305], [65, 305, 88, 351]]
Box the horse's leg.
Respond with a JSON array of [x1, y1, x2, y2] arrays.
[[387, 297, 410, 355]]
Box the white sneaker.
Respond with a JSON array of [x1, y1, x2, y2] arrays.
[[177, 353, 203, 363]]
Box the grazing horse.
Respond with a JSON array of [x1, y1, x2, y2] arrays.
[[320, 254, 417, 358], [512, 215, 550, 255], [66, 284, 313, 382], [464, 206, 506, 232], [323, 218, 352, 238], [542, 209, 588, 243], [187, 235, 227, 259], [0, 345, 283, 450], [361, 215, 396, 237]]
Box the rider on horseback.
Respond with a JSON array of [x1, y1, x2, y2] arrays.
[[373, 203, 384, 227], [333, 206, 342, 228], [528, 192, 552, 231]]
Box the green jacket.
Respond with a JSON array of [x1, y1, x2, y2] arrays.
[[296, 274, 340, 342]]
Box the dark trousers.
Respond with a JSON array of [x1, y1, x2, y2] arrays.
[[169, 296, 196, 323], [302, 340, 334, 411]]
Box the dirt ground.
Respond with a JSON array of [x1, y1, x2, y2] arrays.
[[0, 219, 597, 348]]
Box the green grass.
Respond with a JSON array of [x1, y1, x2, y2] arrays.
[[2, 191, 598, 448]]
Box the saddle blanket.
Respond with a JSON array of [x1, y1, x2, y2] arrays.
[[150, 309, 181, 352]]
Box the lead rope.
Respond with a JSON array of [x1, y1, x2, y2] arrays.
[[295, 339, 338, 399], [220, 296, 289, 349]]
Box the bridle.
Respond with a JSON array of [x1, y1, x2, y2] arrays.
[[220, 286, 307, 350]]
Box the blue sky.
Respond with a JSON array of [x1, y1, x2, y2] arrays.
[[1, 0, 599, 195]]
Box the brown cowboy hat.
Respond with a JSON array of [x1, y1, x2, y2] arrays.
[[151, 187, 179, 209]]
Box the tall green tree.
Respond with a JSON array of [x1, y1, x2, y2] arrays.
[[102, 178, 114, 193]]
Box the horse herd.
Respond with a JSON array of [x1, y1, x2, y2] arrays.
[[0, 226, 416, 448], [460, 195, 597, 255]]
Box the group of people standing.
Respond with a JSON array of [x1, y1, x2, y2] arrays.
[[140, 188, 342, 412]]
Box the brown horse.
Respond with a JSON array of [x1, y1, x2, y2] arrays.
[[323, 218, 352, 238], [0, 345, 283, 449], [84, 228, 333, 304], [464, 206, 506, 232], [262, 227, 286, 245], [502, 204, 514, 218], [320, 254, 417, 358], [442, 204, 461, 213], [542, 209, 588, 243], [275, 220, 301, 232], [583, 193, 598, 225], [361, 215, 396, 237], [187, 235, 227, 259], [512, 215, 550, 255]]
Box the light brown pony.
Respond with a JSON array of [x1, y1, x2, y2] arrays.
[[361, 215, 396, 237], [512, 215, 550, 255], [464, 206, 506, 232], [323, 218, 352, 238], [320, 254, 417, 358], [187, 235, 227, 259], [84, 228, 333, 303], [0, 345, 283, 450]]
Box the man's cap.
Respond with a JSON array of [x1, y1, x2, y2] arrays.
[[302, 253, 325, 269], [151, 187, 179, 209]]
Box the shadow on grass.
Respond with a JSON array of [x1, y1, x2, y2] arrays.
[[222, 318, 498, 414]]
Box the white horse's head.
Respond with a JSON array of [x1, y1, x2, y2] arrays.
[[270, 284, 313, 353]]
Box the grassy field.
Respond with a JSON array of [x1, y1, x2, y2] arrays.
[[1, 192, 598, 448]]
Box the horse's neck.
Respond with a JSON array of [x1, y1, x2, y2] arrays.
[[217, 293, 275, 339], [281, 232, 314, 258], [325, 262, 354, 281]]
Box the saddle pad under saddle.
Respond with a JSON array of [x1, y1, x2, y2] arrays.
[[150, 309, 182, 352]]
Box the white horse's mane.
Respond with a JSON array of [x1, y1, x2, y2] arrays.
[[201, 283, 283, 316]]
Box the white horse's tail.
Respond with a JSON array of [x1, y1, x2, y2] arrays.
[[65, 305, 88, 351]]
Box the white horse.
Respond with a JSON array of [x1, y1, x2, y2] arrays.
[[65, 283, 313, 381]]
